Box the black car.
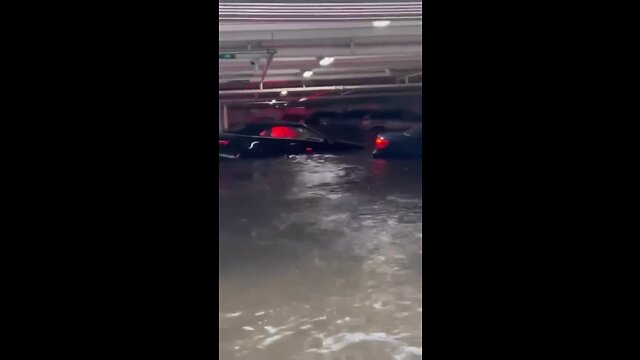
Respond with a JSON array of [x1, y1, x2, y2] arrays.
[[281, 114, 307, 124], [318, 109, 420, 131], [219, 122, 364, 158], [305, 111, 340, 129], [372, 125, 422, 158]]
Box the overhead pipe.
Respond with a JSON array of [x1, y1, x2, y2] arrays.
[[221, 91, 423, 105], [219, 20, 422, 32], [220, 15, 421, 21], [401, 71, 422, 84], [220, 72, 400, 83], [220, 57, 422, 71], [219, 83, 422, 96], [218, 49, 270, 57], [219, 45, 421, 58], [269, 44, 421, 57], [219, 65, 420, 77], [258, 49, 276, 90], [221, 10, 421, 15]]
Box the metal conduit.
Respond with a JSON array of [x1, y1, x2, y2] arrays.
[[221, 91, 423, 104], [219, 83, 421, 95]]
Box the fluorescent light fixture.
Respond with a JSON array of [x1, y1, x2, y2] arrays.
[[280, 90, 288, 96], [319, 57, 334, 66], [303, 70, 313, 78], [372, 20, 391, 28], [299, 97, 307, 102]]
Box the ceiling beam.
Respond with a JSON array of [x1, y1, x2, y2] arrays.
[[220, 25, 421, 43]]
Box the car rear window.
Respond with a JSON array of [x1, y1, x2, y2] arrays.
[[260, 126, 299, 138]]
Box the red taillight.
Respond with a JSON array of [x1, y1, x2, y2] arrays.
[[375, 135, 389, 149], [219, 140, 229, 146]]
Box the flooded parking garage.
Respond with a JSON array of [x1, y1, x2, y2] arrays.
[[219, 153, 422, 359], [219, 2, 422, 357]]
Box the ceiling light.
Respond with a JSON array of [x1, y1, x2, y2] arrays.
[[303, 71, 313, 78], [372, 20, 391, 28], [280, 90, 288, 96], [319, 57, 334, 66], [299, 97, 307, 102], [270, 99, 276, 104]]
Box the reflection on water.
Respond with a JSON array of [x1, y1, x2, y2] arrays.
[[219, 154, 422, 359]]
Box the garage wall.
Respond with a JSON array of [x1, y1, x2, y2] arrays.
[[225, 95, 422, 127]]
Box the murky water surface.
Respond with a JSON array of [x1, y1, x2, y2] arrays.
[[219, 153, 422, 359]]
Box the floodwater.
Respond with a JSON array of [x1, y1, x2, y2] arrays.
[[219, 152, 422, 360]]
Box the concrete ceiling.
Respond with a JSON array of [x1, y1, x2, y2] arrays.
[[219, 1, 422, 103], [220, 1, 422, 21]]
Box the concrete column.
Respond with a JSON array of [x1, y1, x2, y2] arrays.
[[219, 102, 223, 134], [222, 104, 229, 131]]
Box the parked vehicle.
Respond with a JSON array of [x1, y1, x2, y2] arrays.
[[249, 116, 277, 124], [305, 111, 340, 129], [372, 125, 422, 158], [360, 110, 421, 133], [339, 110, 373, 128], [281, 114, 306, 124], [313, 109, 419, 130], [219, 122, 365, 158]]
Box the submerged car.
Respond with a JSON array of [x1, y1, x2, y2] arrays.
[[219, 122, 365, 158], [372, 125, 422, 158]]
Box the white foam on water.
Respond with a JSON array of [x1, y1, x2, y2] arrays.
[[264, 323, 293, 334], [225, 311, 242, 318], [393, 346, 422, 359], [314, 332, 406, 353], [261, 331, 295, 347]]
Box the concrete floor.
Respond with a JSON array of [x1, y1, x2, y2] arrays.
[[219, 152, 422, 359]]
